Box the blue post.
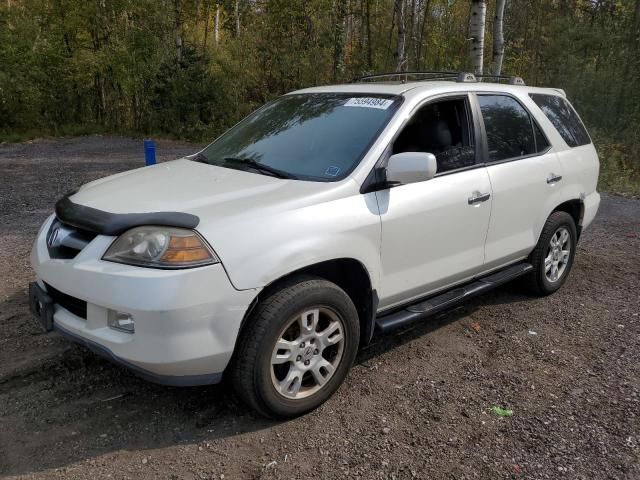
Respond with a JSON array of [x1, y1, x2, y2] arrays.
[[144, 139, 156, 166]]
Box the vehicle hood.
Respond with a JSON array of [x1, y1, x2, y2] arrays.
[[70, 158, 352, 227]]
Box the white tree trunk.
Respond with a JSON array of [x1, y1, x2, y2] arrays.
[[214, 4, 220, 45], [469, 0, 487, 75], [492, 0, 507, 75], [234, 0, 240, 37], [394, 0, 407, 71]]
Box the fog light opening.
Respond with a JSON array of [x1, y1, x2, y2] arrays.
[[108, 311, 135, 333]]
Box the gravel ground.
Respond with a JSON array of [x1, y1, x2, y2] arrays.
[[0, 136, 639, 479]]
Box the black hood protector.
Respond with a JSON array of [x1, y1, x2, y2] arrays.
[[55, 196, 200, 236]]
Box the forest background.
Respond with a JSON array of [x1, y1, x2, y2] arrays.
[[1, 0, 638, 193]]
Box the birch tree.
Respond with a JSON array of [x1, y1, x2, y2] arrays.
[[492, 0, 506, 75], [332, 0, 348, 80], [469, 0, 487, 75], [394, 0, 407, 71], [214, 3, 220, 45], [234, 0, 240, 37]]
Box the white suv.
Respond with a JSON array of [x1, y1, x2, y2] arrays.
[[29, 72, 600, 418]]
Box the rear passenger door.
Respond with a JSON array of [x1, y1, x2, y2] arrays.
[[475, 93, 565, 270]]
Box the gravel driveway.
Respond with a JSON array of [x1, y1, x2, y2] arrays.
[[0, 136, 638, 479]]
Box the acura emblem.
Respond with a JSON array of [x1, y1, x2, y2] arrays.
[[47, 226, 60, 248]]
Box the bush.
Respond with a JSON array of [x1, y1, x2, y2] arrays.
[[593, 131, 640, 196]]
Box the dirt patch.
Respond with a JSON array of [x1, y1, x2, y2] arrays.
[[1, 136, 639, 479]]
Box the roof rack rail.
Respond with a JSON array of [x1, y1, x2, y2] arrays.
[[353, 71, 465, 83], [474, 74, 526, 85], [351, 71, 525, 86], [457, 72, 477, 83]]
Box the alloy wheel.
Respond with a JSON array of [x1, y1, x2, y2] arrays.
[[270, 307, 345, 400], [545, 226, 571, 283]]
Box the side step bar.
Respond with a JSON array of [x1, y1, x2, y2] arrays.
[[375, 262, 533, 334]]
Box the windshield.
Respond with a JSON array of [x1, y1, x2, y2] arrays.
[[194, 93, 402, 181]]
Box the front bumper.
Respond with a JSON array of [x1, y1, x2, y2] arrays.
[[31, 215, 259, 386]]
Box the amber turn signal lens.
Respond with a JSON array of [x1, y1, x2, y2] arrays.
[[167, 235, 203, 250], [161, 247, 212, 263], [160, 233, 214, 264]]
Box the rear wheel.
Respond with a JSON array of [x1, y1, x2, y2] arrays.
[[525, 211, 577, 296], [231, 276, 359, 419]]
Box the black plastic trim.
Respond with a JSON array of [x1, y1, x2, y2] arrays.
[[55, 196, 200, 236], [362, 289, 380, 345], [432, 162, 486, 179], [482, 147, 553, 167], [45, 282, 87, 319], [375, 262, 533, 334]]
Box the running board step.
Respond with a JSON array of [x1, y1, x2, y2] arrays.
[[375, 262, 533, 334]]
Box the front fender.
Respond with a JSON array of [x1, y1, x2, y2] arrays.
[[201, 191, 382, 292]]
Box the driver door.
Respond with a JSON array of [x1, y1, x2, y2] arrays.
[[375, 94, 492, 310]]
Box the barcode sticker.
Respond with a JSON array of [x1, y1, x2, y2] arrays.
[[343, 97, 394, 110]]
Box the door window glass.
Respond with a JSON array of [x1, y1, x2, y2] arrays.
[[393, 98, 476, 174], [478, 95, 536, 162]]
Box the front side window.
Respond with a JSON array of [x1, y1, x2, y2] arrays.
[[529, 93, 591, 147], [478, 95, 536, 162], [392, 97, 476, 174], [194, 93, 402, 181]]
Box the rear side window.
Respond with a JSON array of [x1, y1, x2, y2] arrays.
[[477, 95, 536, 162], [529, 94, 591, 147]]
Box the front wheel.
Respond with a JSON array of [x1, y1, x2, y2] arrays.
[[525, 211, 577, 296], [231, 276, 360, 419]]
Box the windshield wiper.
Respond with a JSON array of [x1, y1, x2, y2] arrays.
[[223, 157, 296, 179], [190, 152, 211, 163]]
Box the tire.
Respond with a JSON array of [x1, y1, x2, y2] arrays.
[[231, 276, 360, 419], [525, 211, 577, 296]]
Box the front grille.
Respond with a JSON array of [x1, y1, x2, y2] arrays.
[[46, 218, 97, 259], [45, 283, 87, 319]]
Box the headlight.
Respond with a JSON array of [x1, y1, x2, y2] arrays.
[[102, 226, 219, 269]]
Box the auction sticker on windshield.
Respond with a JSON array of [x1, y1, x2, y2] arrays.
[[343, 97, 394, 109]]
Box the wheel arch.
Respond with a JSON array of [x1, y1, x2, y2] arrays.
[[551, 198, 585, 240], [236, 258, 378, 353]]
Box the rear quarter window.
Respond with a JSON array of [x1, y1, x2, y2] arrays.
[[529, 94, 591, 148]]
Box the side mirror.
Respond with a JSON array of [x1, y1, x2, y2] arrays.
[[385, 152, 437, 185]]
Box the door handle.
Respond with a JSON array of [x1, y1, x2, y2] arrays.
[[468, 192, 491, 205], [547, 173, 563, 184]]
